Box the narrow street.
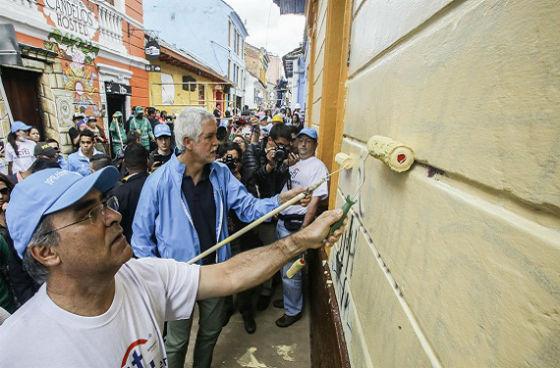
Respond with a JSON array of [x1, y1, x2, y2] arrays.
[[185, 289, 311, 368]]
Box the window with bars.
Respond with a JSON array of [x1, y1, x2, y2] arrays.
[[183, 75, 196, 92]]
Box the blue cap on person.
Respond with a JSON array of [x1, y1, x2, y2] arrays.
[[6, 167, 120, 259], [154, 123, 171, 138], [10, 121, 32, 133], [297, 127, 318, 141]]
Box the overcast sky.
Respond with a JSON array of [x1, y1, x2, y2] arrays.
[[223, 0, 305, 57]]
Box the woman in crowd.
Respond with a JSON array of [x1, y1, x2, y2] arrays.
[[5, 121, 36, 177], [29, 127, 41, 143]]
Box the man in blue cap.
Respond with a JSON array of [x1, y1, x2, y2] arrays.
[[275, 127, 329, 327], [0, 166, 344, 367], [149, 123, 174, 170]]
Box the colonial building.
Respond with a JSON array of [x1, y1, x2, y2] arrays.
[[243, 43, 268, 110], [147, 38, 230, 115], [144, 0, 248, 114], [0, 0, 149, 152]]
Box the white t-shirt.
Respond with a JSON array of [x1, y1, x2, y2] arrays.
[[5, 139, 36, 174], [0, 258, 200, 368], [281, 156, 329, 216]]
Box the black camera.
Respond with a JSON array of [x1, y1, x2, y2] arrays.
[[274, 144, 289, 164], [223, 154, 238, 171]]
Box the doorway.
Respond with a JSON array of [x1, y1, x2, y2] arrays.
[[1, 67, 43, 137], [106, 93, 126, 123]]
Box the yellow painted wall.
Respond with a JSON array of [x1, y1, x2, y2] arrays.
[[148, 61, 220, 114], [308, 0, 560, 366]]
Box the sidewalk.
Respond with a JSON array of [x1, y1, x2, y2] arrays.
[[184, 289, 311, 367]]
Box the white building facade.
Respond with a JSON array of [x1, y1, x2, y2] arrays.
[[143, 0, 248, 113]]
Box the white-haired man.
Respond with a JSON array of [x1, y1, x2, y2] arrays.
[[0, 167, 344, 367], [132, 108, 309, 368]]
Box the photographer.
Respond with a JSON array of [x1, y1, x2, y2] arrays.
[[241, 123, 298, 311], [243, 124, 297, 198], [218, 142, 262, 334]]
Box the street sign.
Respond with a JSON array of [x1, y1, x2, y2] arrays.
[[145, 38, 161, 60], [104, 81, 132, 95]]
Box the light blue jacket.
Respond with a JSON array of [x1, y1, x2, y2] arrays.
[[67, 148, 100, 176], [131, 155, 280, 263]]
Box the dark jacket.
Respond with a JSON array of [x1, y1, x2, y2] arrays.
[[110, 171, 149, 243], [1, 228, 39, 307], [242, 143, 289, 199]]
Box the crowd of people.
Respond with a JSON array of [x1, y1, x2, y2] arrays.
[[0, 103, 337, 368]]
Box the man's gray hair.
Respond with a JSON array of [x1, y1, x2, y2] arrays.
[[22, 215, 59, 284], [174, 107, 216, 150]]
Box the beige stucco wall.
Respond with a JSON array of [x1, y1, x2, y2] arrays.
[[325, 0, 560, 367]]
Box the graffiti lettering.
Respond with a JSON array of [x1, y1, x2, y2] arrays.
[[329, 213, 359, 338]]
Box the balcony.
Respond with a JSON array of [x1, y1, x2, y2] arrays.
[[97, 2, 125, 52]]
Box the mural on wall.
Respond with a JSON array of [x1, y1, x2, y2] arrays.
[[44, 29, 101, 117]]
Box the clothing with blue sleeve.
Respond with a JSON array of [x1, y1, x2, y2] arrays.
[[131, 154, 281, 263], [67, 148, 100, 176]]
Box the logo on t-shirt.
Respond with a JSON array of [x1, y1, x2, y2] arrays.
[[121, 334, 166, 368]]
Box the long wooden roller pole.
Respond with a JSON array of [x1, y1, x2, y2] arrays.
[[187, 191, 307, 264], [186, 168, 345, 265]]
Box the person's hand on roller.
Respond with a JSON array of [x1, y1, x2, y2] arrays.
[[292, 209, 347, 249], [197, 209, 347, 300], [279, 187, 312, 207]]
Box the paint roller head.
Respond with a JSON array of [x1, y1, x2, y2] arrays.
[[334, 152, 357, 170], [367, 135, 415, 172]]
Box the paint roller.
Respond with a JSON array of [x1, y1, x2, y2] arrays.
[[367, 135, 414, 172], [285, 135, 415, 277], [330, 135, 415, 231]]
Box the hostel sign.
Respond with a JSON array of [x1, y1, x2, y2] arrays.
[[42, 0, 99, 39]]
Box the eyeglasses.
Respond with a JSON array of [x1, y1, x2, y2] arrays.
[[39, 196, 119, 236]]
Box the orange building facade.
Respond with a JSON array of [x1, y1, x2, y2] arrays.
[[0, 0, 148, 152]]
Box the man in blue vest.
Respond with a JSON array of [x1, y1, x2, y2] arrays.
[[132, 107, 309, 368]]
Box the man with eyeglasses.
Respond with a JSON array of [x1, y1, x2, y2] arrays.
[[0, 166, 345, 367]]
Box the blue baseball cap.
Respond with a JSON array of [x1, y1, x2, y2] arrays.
[[297, 127, 318, 141], [6, 167, 120, 259], [10, 121, 32, 133], [154, 123, 171, 138]]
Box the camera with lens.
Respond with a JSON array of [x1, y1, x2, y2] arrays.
[[223, 154, 238, 171], [273, 144, 289, 165]]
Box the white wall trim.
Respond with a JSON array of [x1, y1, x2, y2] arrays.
[[97, 63, 134, 81]]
